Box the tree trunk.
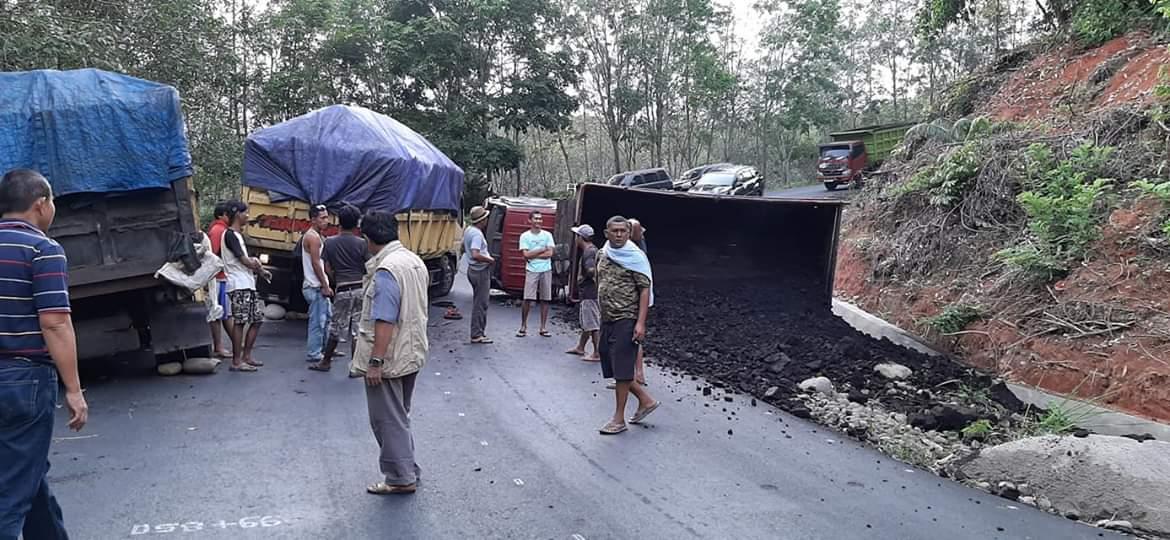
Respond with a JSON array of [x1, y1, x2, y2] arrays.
[[556, 128, 574, 184]]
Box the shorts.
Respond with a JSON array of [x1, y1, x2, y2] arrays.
[[524, 270, 552, 301], [579, 299, 600, 332], [215, 280, 231, 321], [329, 287, 362, 341], [229, 289, 265, 325], [600, 319, 637, 382]]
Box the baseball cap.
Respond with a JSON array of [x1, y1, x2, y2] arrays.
[[571, 224, 595, 239]]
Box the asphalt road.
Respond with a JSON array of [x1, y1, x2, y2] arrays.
[[765, 183, 856, 200], [47, 277, 1119, 539]]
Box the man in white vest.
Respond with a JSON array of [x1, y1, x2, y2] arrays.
[[352, 210, 430, 495]]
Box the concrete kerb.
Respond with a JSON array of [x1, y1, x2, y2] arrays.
[[830, 297, 1170, 440]]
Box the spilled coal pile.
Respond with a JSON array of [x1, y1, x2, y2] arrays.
[[643, 267, 1013, 427]]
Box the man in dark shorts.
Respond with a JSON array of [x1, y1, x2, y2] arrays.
[[566, 224, 600, 361], [595, 215, 659, 435], [311, 204, 368, 373]]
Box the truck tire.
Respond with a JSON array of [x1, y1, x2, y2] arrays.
[[824, 182, 838, 191], [429, 254, 456, 298]]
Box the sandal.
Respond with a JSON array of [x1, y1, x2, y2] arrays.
[[516, 329, 527, 338], [582, 355, 601, 363], [629, 401, 661, 424], [366, 481, 417, 495], [229, 363, 258, 372], [444, 307, 463, 320], [246, 359, 264, 367], [471, 336, 494, 344], [565, 349, 584, 356], [308, 363, 331, 372], [599, 421, 627, 435], [539, 330, 551, 338]]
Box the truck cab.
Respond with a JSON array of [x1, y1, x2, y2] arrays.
[[817, 141, 867, 191]]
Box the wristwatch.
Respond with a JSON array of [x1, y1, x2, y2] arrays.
[[368, 357, 385, 367]]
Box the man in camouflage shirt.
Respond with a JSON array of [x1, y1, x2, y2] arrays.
[[595, 215, 659, 435]]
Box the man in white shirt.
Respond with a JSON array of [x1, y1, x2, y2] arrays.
[[221, 201, 272, 372], [517, 211, 554, 338]]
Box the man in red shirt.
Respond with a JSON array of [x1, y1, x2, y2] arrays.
[[207, 202, 232, 358]]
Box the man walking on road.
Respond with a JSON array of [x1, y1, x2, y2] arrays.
[[206, 202, 232, 358], [566, 224, 600, 361], [0, 169, 87, 539], [596, 215, 659, 435], [311, 204, 367, 373], [353, 211, 429, 495], [222, 201, 271, 372], [463, 206, 494, 344], [302, 204, 333, 364], [518, 210, 554, 338]]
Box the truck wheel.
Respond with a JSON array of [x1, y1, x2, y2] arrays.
[[824, 182, 838, 191], [429, 254, 456, 298]]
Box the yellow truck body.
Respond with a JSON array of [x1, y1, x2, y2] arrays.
[[240, 186, 462, 308]]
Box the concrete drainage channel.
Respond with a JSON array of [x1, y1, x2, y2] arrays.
[[634, 293, 1170, 538]]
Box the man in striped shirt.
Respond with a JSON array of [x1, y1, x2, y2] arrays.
[[0, 169, 87, 539]]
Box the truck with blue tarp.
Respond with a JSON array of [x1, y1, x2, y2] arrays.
[[241, 105, 464, 310], [0, 68, 210, 361]]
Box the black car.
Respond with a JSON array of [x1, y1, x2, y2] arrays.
[[687, 165, 764, 197], [673, 162, 733, 191], [607, 167, 674, 190]]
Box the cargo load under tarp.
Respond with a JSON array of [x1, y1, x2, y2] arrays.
[[242, 105, 464, 213], [0, 69, 193, 195]]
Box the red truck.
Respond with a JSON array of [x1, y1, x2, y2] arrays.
[[482, 196, 574, 298], [816, 122, 914, 191]]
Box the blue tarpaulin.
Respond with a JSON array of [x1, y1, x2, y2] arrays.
[[243, 105, 464, 214], [0, 69, 193, 196]]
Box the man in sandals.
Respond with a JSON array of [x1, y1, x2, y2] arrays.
[[566, 224, 600, 361], [311, 204, 368, 373], [463, 206, 494, 344], [596, 216, 659, 435], [221, 201, 271, 372], [353, 211, 429, 495], [517, 210, 554, 338]]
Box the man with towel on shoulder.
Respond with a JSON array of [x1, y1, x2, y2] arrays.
[[595, 215, 660, 435]]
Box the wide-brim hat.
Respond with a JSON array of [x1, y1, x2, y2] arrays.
[[468, 206, 490, 224]]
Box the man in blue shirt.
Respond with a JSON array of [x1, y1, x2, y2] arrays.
[[517, 211, 554, 338], [0, 169, 88, 539]]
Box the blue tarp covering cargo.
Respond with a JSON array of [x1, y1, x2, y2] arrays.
[[0, 69, 193, 196], [242, 105, 464, 214]]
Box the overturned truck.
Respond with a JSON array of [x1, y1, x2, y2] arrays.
[[573, 184, 985, 418]]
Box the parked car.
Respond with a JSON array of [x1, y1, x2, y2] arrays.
[[673, 162, 733, 191], [607, 167, 674, 190], [687, 165, 764, 197]]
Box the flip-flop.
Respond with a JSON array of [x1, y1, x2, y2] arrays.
[[629, 401, 661, 424], [539, 330, 551, 338], [599, 421, 628, 435], [247, 359, 264, 367], [308, 363, 331, 372], [582, 356, 601, 363], [444, 313, 463, 320], [516, 329, 527, 338], [565, 349, 584, 356], [229, 363, 258, 372], [471, 337, 494, 344], [366, 481, 417, 495]]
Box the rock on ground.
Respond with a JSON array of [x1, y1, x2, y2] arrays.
[[874, 362, 913, 380], [264, 304, 287, 320], [156, 362, 182, 376], [798, 376, 835, 396], [960, 434, 1170, 536], [182, 357, 221, 374]]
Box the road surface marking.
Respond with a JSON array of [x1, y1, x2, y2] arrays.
[[130, 516, 283, 534]]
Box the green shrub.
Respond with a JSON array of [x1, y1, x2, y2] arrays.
[[1133, 178, 1170, 235], [923, 304, 982, 334], [996, 143, 1114, 280], [892, 141, 981, 206], [961, 419, 994, 440], [1071, 0, 1153, 45]]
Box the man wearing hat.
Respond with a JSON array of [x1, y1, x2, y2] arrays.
[[566, 224, 600, 361], [463, 206, 495, 344]]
